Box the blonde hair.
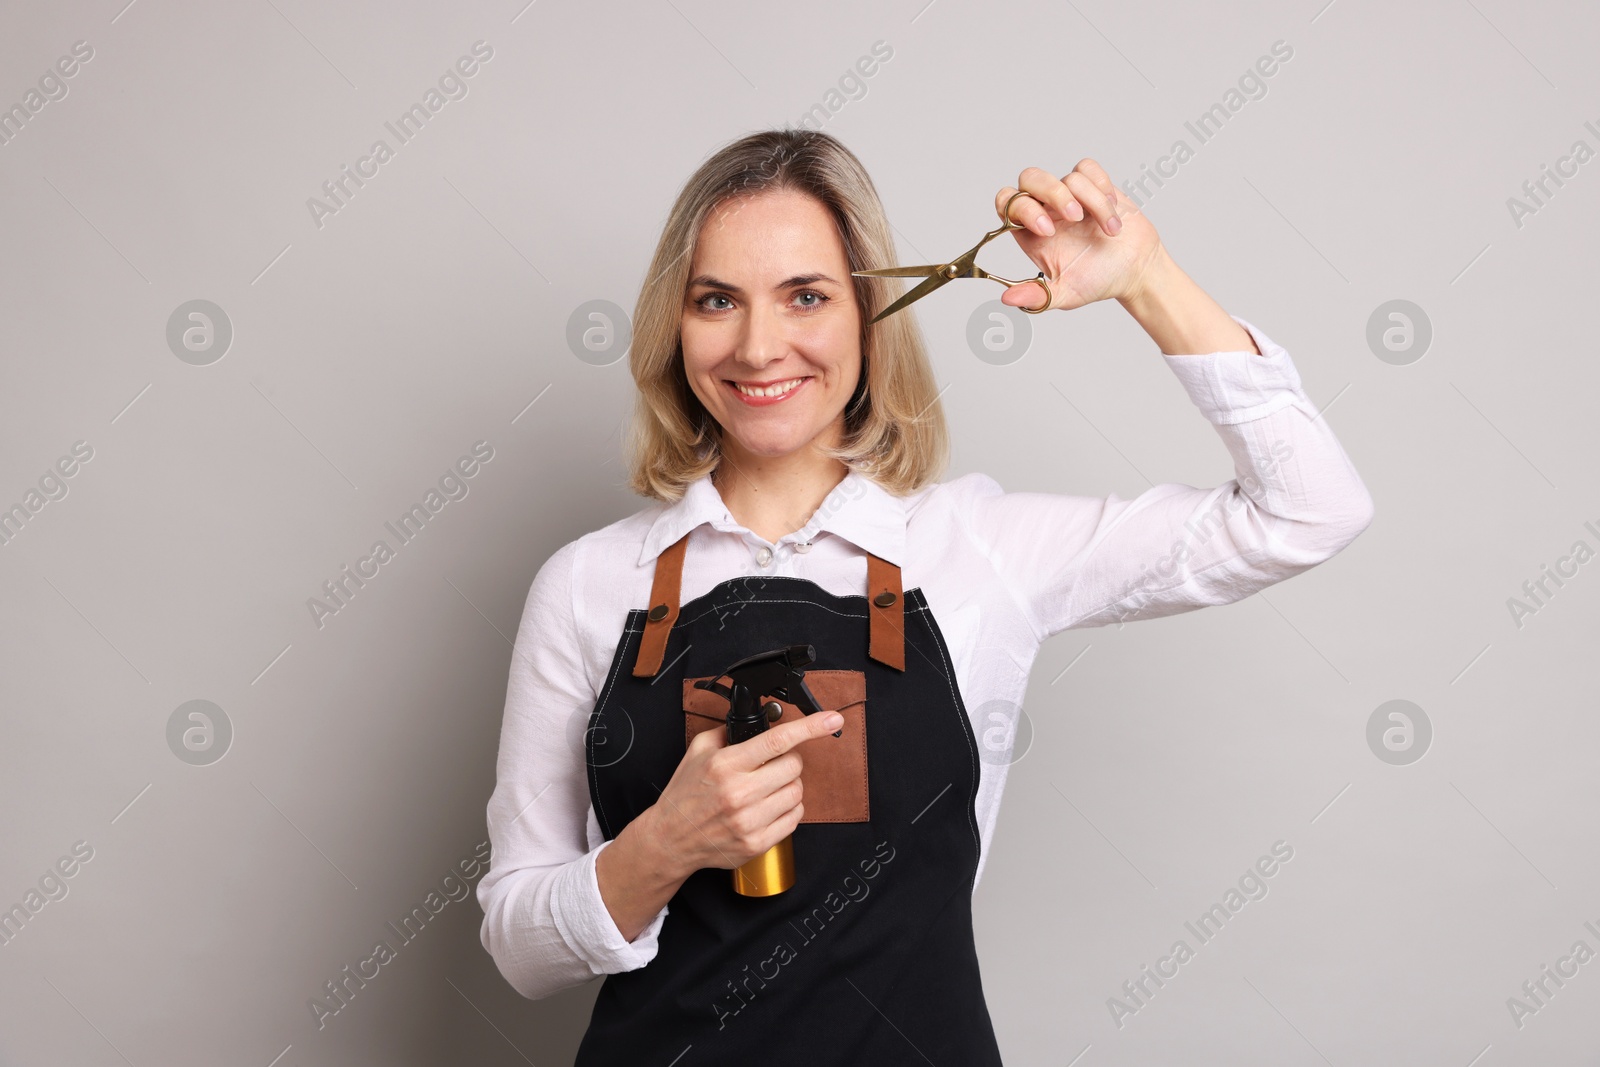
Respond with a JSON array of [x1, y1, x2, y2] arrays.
[[623, 128, 949, 502]]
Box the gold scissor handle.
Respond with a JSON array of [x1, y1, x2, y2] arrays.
[[985, 269, 1052, 314], [998, 189, 1037, 230], [987, 191, 1052, 313]]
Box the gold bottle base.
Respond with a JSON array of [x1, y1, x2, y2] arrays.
[[732, 836, 794, 896]]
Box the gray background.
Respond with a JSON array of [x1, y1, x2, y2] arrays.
[[1, 0, 1595, 1063]]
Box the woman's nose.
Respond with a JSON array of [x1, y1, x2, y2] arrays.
[[735, 302, 786, 367]]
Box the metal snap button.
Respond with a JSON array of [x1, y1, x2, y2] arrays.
[[647, 604, 668, 622], [755, 546, 773, 566], [873, 591, 897, 608]]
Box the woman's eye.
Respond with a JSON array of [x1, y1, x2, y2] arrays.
[[694, 291, 827, 312]]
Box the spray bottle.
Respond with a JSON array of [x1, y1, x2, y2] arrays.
[[693, 644, 840, 896]]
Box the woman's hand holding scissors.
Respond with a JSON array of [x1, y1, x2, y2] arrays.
[[995, 159, 1163, 313]]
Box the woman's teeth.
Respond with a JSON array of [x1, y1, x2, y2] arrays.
[[735, 377, 806, 398]]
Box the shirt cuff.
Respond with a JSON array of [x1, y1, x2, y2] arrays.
[[1160, 314, 1305, 426], [549, 838, 668, 975]]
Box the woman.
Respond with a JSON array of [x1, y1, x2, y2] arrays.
[[477, 128, 1373, 1063]]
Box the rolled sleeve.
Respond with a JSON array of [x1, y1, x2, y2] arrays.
[[1161, 315, 1304, 424], [551, 838, 668, 974]]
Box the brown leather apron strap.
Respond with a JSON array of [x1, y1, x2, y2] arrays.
[[631, 533, 907, 677], [866, 551, 905, 672], [632, 533, 689, 678]]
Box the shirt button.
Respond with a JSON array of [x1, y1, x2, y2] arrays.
[[755, 546, 773, 567], [794, 541, 812, 554]]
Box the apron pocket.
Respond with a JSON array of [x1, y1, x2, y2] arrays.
[[682, 668, 869, 823]]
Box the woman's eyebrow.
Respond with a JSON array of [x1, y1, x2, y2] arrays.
[[686, 273, 841, 293]]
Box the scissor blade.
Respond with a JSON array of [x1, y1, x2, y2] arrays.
[[865, 270, 951, 325], [851, 265, 945, 278]]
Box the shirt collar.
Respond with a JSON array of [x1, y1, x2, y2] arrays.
[[638, 467, 907, 567]]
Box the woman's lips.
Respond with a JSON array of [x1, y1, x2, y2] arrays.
[[726, 376, 812, 407]]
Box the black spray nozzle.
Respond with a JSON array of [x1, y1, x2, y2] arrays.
[[693, 644, 838, 739]]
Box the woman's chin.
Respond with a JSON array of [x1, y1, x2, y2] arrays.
[[724, 427, 818, 459]]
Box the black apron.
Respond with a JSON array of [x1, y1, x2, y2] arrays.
[[575, 529, 1003, 1065]]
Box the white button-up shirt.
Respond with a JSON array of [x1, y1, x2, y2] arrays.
[[478, 315, 1375, 1001]]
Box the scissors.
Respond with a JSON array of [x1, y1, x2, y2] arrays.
[[852, 190, 1053, 325]]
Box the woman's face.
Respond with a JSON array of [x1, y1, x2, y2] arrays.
[[680, 187, 862, 464]]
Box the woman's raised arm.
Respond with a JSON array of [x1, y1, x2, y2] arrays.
[[949, 159, 1373, 639], [953, 313, 1373, 641]]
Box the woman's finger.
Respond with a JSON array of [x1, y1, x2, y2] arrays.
[[1065, 169, 1121, 235], [1018, 167, 1073, 234], [724, 710, 845, 773], [687, 720, 728, 756], [1019, 165, 1087, 230], [1029, 159, 1122, 231], [739, 778, 805, 841], [1069, 157, 1117, 200], [996, 181, 1055, 236], [741, 750, 805, 800]]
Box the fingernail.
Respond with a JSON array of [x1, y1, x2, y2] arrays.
[[825, 713, 844, 729], [1037, 216, 1055, 236]]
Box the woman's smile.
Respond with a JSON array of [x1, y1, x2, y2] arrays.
[[726, 375, 814, 405]]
